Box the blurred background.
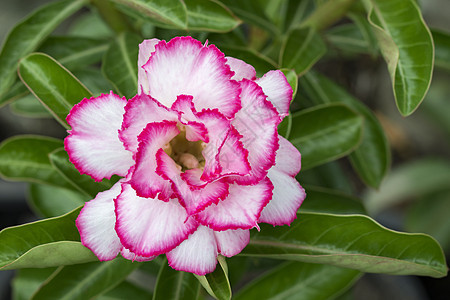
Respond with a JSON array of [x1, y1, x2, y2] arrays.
[[0, 0, 449, 299]]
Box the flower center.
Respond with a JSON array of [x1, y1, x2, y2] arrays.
[[165, 128, 205, 171]]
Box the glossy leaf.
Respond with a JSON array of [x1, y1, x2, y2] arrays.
[[300, 72, 390, 188], [98, 281, 153, 300], [0, 0, 85, 101], [220, 0, 279, 35], [281, 0, 315, 33], [38, 36, 108, 70], [0, 207, 97, 270], [153, 259, 202, 300], [432, 29, 450, 71], [185, 0, 241, 32], [235, 261, 360, 300], [12, 268, 56, 300], [0, 135, 73, 189], [0, 81, 28, 107], [102, 32, 141, 99], [242, 212, 448, 278], [18, 53, 92, 129], [49, 149, 114, 198], [28, 183, 89, 218], [277, 113, 292, 139], [281, 27, 326, 75], [111, 0, 188, 29], [10, 94, 52, 118], [300, 161, 354, 195], [32, 258, 140, 300], [301, 185, 366, 215], [289, 103, 364, 170], [364, 159, 450, 214], [194, 256, 231, 300], [73, 68, 115, 96], [365, 0, 434, 116], [406, 189, 450, 252], [281, 68, 298, 98], [326, 23, 373, 54]]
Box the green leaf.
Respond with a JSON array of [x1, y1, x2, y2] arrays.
[[281, 68, 298, 98], [12, 268, 56, 300], [73, 68, 115, 97], [185, 0, 241, 32], [111, 0, 188, 29], [102, 32, 141, 99], [277, 113, 292, 139], [49, 149, 114, 198], [32, 258, 140, 300], [28, 183, 89, 218], [326, 23, 373, 54], [10, 94, 52, 118], [194, 256, 231, 300], [98, 281, 153, 300], [432, 29, 450, 71], [281, 27, 326, 75], [365, 0, 434, 116], [289, 103, 364, 170], [234, 261, 360, 300], [0, 207, 97, 270], [406, 189, 450, 252], [364, 159, 450, 214], [242, 212, 448, 278], [301, 185, 366, 215], [38, 36, 109, 70], [0, 81, 28, 107], [153, 259, 202, 300], [0, 135, 73, 189], [300, 72, 390, 188], [18, 53, 92, 129], [0, 0, 86, 101], [220, 0, 279, 35]]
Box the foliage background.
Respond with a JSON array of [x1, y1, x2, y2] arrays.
[[0, 0, 449, 299]]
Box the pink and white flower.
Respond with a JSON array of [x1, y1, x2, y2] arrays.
[[66, 36, 306, 275]]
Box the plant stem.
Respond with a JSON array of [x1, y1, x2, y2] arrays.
[[301, 0, 357, 31]]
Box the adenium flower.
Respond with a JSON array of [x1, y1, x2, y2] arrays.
[[66, 36, 306, 275]]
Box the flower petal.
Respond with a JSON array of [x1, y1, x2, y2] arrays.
[[142, 36, 240, 118], [259, 136, 305, 225], [115, 183, 198, 257], [229, 80, 280, 184], [167, 225, 218, 276], [171, 95, 208, 142], [120, 94, 178, 153], [65, 92, 133, 182], [121, 247, 155, 262], [196, 109, 250, 182], [138, 39, 160, 94], [76, 181, 123, 261], [259, 169, 305, 226], [255, 70, 293, 118], [129, 121, 179, 199], [226, 57, 256, 81], [214, 229, 250, 257], [273, 136, 302, 176], [156, 150, 229, 215], [195, 178, 273, 230]]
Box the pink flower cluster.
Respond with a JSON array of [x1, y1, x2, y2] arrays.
[[66, 36, 305, 275]]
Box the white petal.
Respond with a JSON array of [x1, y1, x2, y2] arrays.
[[76, 181, 124, 260], [255, 70, 293, 118], [214, 229, 250, 257], [226, 56, 256, 81], [65, 92, 133, 181], [115, 183, 198, 257], [167, 226, 218, 275], [138, 39, 160, 94]]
